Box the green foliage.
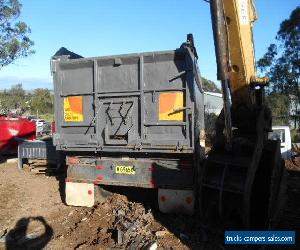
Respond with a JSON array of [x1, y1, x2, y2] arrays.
[[0, 83, 29, 114], [265, 93, 289, 126], [40, 113, 54, 122], [0, 0, 34, 68], [258, 6, 299, 96], [258, 6, 300, 126], [30, 88, 54, 114], [0, 84, 53, 116], [201, 77, 221, 93]]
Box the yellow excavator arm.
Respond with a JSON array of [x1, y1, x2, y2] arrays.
[[200, 0, 282, 229], [224, 0, 268, 104], [223, 0, 257, 98], [209, 0, 269, 145]]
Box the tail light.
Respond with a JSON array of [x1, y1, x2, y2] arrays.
[[67, 156, 80, 165]]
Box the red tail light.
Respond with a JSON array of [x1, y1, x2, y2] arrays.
[[67, 156, 80, 165]]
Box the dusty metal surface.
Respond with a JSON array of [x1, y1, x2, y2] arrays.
[[66, 157, 194, 190], [51, 38, 204, 155]]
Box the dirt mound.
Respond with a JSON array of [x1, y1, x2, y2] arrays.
[[50, 193, 223, 249], [51, 195, 157, 249]]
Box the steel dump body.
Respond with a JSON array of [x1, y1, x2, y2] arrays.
[[52, 46, 204, 155]]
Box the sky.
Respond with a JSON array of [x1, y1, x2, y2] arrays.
[[0, 0, 299, 90]]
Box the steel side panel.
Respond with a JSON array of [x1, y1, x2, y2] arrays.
[[53, 49, 203, 154]]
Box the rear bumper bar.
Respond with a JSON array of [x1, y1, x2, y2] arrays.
[[66, 157, 194, 189]]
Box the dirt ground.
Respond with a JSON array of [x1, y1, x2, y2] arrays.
[[0, 160, 221, 250], [1, 158, 300, 249]]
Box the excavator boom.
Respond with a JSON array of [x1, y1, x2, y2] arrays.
[[200, 0, 283, 229], [211, 0, 268, 108], [223, 0, 257, 98]]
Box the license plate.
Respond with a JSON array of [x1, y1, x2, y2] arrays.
[[115, 166, 135, 175]]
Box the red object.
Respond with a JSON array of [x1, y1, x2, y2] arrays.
[[96, 175, 103, 181], [186, 196, 193, 204], [67, 156, 80, 165], [51, 121, 56, 134], [0, 117, 36, 155], [160, 195, 166, 202], [148, 163, 156, 172], [95, 165, 104, 170], [149, 180, 157, 188]]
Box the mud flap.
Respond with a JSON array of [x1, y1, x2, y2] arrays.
[[158, 189, 194, 215], [65, 182, 95, 207]]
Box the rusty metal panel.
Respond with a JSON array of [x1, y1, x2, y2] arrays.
[[66, 157, 194, 189]]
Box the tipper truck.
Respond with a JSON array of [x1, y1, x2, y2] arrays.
[[51, 38, 205, 214], [52, 0, 286, 230]]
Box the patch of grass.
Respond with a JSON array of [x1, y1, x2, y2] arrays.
[[40, 113, 54, 122]]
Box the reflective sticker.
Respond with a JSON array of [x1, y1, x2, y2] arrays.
[[159, 92, 184, 121], [64, 96, 83, 122]]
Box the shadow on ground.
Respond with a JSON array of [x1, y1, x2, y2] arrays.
[[0, 155, 7, 164], [4, 216, 53, 250]]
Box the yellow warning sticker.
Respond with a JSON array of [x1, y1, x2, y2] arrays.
[[159, 92, 184, 121], [64, 96, 84, 122]]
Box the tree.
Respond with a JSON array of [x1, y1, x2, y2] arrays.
[[0, 0, 34, 68], [201, 77, 221, 93], [257, 6, 300, 126], [0, 85, 53, 116], [258, 7, 299, 95], [265, 93, 289, 126], [30, 88, 53, 114], [0, 83, 28, 115]]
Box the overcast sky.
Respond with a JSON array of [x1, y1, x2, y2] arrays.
[[0, 0, 299, 90]]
